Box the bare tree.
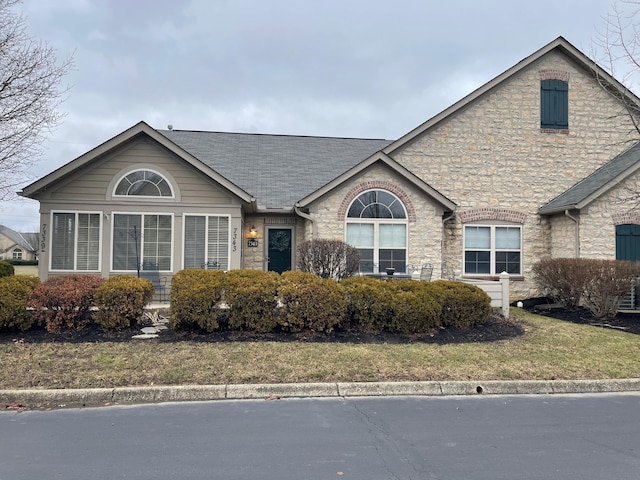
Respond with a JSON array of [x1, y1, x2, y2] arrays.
[[0, 0, 72, 199], [592, 1, 640, 137]]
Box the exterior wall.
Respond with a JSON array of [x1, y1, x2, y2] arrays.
[[34, 137, 245, 281], [549, 214, 579, 258], [306, 163, 447, 279], [392, 51, 639, 296], [242, 214, 303, 271]]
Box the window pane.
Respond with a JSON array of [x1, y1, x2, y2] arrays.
[[115, 171, 173, 197], [496, 227, 520, 249], [379, 224, 406, 247], [346, 223, 374, 247], [51, 213, 75, 270], [347, 201, 364, 218], [379, 249, 406, 272], [143, 215, 171, 270], [76, 213, 100, 270], [465, 251, 491, 274], [465, 226, 491, 249], [184, 216, 206, 268], [208, 216, 229, 270], [113, 214, 141, 270], [357, 249, 374, 273], [496, 251, 521, 274]]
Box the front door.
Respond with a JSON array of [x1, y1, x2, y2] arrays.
[[616, 224, 640, 309], [268, 228, 292, 273]]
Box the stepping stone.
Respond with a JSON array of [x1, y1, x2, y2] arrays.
[[141, 327, 160, 334], [132, 334, 159, 339]]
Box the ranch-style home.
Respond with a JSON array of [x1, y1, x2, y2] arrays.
[[0, 225, 38, 261], [19, 36, 640, 299]]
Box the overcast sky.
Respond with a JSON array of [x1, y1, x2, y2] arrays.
[[0, 0, 620, 231]]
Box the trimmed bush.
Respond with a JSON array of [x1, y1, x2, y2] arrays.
[[170, 269, 225, 332], [341, 276, 396, 332], [387, 280, 442, 334], [94, 276, 155, 330], [0, 275, 40, 331], [224, 270, 280, 332], [0, 260, 14, 278], [297, 239, 360, 280], [428, 280, 492, 328], [29, 275, 103, 332], [580, 260, 640, 319], [278, 271, 347, 332], [532, 258, 589, 310]]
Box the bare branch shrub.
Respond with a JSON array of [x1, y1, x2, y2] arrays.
[[297, 239, 359, 280]]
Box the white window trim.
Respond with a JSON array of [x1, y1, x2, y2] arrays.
[[112, 168, 176, 199], [181, 213, 232, 270], [110, 211, 174, 273], [462, 223, 522, 276], [49, 210, 103, 272]]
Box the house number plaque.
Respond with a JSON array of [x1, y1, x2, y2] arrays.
[[247, 239, 259, 247]]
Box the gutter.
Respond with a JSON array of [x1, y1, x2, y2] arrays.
[[294, 204, 316, 238], [564, 209, 580, 257]]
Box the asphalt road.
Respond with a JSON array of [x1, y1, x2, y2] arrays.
[[1, 393, 639, 480]]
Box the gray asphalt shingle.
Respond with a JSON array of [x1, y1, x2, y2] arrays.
[[158, 129, 392, 209]]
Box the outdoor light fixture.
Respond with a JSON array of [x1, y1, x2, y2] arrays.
[[247, 225, 258, 239]]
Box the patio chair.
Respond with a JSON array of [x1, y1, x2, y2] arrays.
[[200, 261, 221, 270], [419, 263, 433, 281]]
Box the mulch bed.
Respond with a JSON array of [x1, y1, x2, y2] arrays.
[[3, 302, 638, 346]]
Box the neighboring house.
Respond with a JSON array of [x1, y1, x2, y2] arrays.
[[0, 225, 39, 261], [19, 37, 640, 299]]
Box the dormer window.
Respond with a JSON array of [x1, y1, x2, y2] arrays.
[[114, 170, 173, 197]]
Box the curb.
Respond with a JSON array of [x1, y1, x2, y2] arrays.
[[2, 379, 640, 410]]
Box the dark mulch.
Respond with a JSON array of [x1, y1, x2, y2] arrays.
[[521, 297, 640, 335], [1, 313, 526, 345]]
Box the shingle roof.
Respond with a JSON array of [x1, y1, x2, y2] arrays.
[[158, 129, 392, 209], [539, 141, 640, 214], [0, 225, 38, 251]]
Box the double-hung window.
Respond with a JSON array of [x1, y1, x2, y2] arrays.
[[183, 215, 230, 269], [112, 213, 172, 271], [541, 79, 568, 130], [51, 212, 101, 271], [345, 190, 407, 273], [464, 225, 521, 275]]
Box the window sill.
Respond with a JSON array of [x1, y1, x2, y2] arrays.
[[540, 128, 569, 134], [461, 275, 524, 282]]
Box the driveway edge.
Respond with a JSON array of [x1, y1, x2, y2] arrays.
[[2, 379, 639, 409]]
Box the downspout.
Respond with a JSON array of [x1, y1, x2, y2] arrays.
[[294, 204, 316, 239], [564, 209, 580, 258], [441, 212, 455, 280]]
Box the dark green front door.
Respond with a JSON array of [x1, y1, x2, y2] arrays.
[[268, 228, 292, 273]]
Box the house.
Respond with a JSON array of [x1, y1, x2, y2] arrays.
[[0, 225, 38, 262], [19, 37, 640, 299]]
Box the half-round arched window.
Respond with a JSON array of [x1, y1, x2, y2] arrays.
[[114, 170, 173, 197], [346, 189, 407, 273]]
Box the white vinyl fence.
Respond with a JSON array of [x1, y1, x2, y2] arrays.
[[456, 272, 510, 317]]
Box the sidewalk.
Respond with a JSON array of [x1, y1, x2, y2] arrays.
[[2, 379, 640, 410]]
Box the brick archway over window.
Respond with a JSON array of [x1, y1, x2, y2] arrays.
[[338, 181, 417, 222], [613, 211, 640, 226], [458, 208, 527, 224]]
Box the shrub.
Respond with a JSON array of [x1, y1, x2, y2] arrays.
[[387, 280, 442, 334], [428, 280, 492, 328], [580, 260, 640, 319], [0, 275, 40, 331], [29, 275, 103, 332], [94, 276, 155, 330], [0, 260, 14, 278], [170, 269, 225, 332], [278, 271, 347, 332], [297, 239, 360, 280], [532, 258, 590, 310], [341, 276, 396, 332], [224, 270, 280, 332]]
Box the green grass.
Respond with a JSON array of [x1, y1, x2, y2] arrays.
[[1, 309, 639, 390]]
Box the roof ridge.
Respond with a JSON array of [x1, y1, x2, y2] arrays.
[[158, 128, 391, 142]]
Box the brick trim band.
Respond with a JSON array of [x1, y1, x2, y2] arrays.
[[458, 208, 527, 224], [338, 181, 417, 222], [539, 69, 570, 82], [612, 211, 640, 226]]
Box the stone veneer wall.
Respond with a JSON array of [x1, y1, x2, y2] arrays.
[[391, 52, 638, 296], [307, 163, 447, 279], [242, 215, 305, 271]]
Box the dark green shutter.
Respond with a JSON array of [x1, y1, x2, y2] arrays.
[[541, 80, 568, 129], [616, 224, 640, 261]]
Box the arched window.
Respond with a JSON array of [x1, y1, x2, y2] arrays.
[[345, 189, 407, 273], [114, 170, 173, 197], [12, 248, 22, 260]]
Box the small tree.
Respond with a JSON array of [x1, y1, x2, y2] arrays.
[[297, 239, 359, 280]]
